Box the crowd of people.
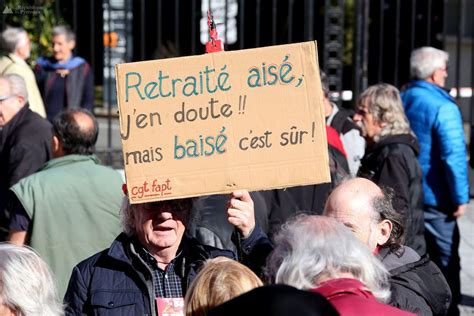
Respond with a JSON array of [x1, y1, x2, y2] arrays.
[[0, 24, 469, 316]]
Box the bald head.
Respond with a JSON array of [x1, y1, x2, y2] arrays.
[[325, 178, 383, 217], [323, 178, 391, 251], [53, 109, 98, 156], [73, 110, 95, 133]]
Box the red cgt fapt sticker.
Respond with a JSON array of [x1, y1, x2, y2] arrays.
[[156, 297, 184, 316]]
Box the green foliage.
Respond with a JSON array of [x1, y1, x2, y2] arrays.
[[3, 0, 66, 65], [94, 85, 104, 108]]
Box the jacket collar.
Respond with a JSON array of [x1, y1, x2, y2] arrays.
[[106, 233, 137, 265], [409, 80, 455, 102], [312, 278, 374, 299], [7, 53, 27, 65], [106, 232, 199, 267], [40, 154, 100, 171], [377, 245, 420, 271], [368, 133, 420, 156]]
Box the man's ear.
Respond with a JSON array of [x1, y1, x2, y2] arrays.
[[52, 135, 64, 157], [16, 95, 25, 106], [68, 39, 76, 51], [52, 135, 60, 151], [427, 71, 438, 85], [376, 219, 392, 246]]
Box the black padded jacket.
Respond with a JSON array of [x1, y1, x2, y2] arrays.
[[358, 134, 426, 255], [379, 246, 452, 316]]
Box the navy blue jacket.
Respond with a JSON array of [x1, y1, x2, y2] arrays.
[[63, 233, 234, 316]]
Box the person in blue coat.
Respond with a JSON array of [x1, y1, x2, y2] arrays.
[[401, 46, 469, 316]]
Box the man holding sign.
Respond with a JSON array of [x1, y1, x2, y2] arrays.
[[63, 189, 265, 315], [64, 41, 328, 315]]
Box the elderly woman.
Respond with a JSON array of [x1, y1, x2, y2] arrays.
[[0, 243, 63, 316], [265, 215, 415, 315]]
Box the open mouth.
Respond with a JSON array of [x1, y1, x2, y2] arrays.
[[154, 226, 173, 232]]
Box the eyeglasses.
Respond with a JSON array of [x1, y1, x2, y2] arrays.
[[0, 95, 15, 103], [140, 199, 192, 213], [439, 66, 448, 72]]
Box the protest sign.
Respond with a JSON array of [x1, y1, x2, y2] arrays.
[[115, 41, 330, 203]]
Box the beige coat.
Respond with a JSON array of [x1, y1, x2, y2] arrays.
[[0, 54, 46, 118]]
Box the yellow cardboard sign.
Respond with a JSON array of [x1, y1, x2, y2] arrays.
[[115, 41, 330, 203]]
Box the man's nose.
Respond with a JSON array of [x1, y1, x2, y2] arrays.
[[353, 113, 362, 122], [155, 208, 174, 220]]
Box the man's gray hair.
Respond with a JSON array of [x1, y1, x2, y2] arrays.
[[53, 25, 76, 42], [357, 83, 412, 142], [0, 243, 63, 316], [265, 215, 391, 302], [410, 46, 448, 80], [1, 74, 28, 102], [370, 187, 405, 251], [0, 27, 27, 54], [121, 196, 135, 236]]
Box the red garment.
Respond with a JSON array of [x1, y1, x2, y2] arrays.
[[326, 125, 347, 157], [311, 278, 415, 316]]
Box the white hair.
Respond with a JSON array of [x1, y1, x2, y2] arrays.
[[0, 243, 63, 316], [1, 27, 27, 53], [410, 47, 449, 80], [1, 74, 28, 102], [52, 26, 76, 42], [265, 215, 391, 302]]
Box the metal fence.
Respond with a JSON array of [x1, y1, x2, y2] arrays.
[[1, 0, 472, 168]]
